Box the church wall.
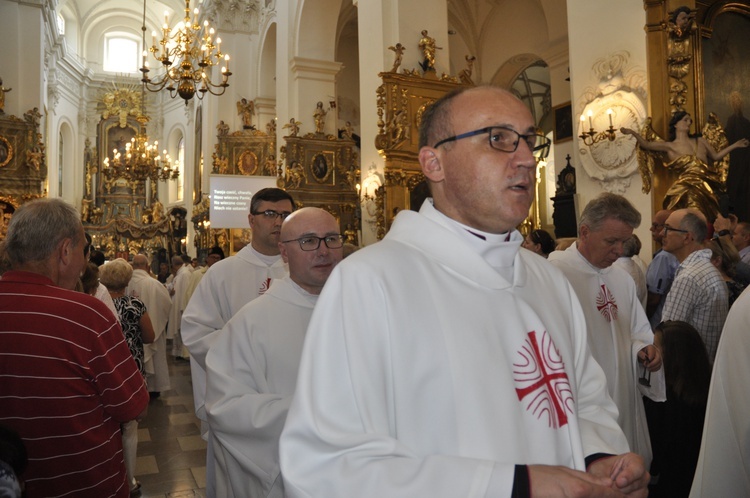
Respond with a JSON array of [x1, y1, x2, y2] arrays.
[[567, 0, 654, 258]]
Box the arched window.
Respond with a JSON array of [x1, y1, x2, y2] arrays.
[[58, 131, 64, 196], [56, 13, 65, 35], [177, 137, 185, 201], [103, 33, 140, 74]]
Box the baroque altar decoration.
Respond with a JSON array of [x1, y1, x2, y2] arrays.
[[371, 31, 475, 238], [277, 102, 361, 245], [0, 106, 47, 236]]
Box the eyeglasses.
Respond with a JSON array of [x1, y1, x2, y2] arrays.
[[663, 224, 689, 236], [281, 234, 344, 251], [252, 209, 292, 220], [433, 126, 551, 159], [650, 222, 665, 230]]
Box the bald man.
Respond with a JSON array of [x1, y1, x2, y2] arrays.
[[127, 254, 172, 397], [205, 208, 343, 498]]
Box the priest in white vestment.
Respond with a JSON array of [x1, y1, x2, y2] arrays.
[[549, 193, 665, 469], [127, 254, 172, 394], [690, 286, 750, 497], [166, 255, 192, 358], [205, 208, 343, 498], [181, 188, 295, 495], [280, 87, 649, 497]]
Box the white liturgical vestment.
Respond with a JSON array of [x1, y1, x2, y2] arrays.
[[690, 287, 750, 497], [279, 200, 629, 498], [549, 244, 666, 468], [206, 277, 316, 498], [166, 264, 192, 340], [126, 269, 172, 392], [182, 245, 287, 429]]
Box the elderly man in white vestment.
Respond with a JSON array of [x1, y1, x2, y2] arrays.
[[548, 193, 665, 469], [279, 86, 649, 498], [181, 187, 295, 495], [205, 207, 343, 498], [127, 254, 172, 396], [690, 286, 750, 497]]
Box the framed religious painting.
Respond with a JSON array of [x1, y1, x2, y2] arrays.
[[0, 136, 12, 167], [553, 102, 573, 143]]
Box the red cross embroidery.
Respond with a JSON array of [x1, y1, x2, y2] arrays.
[[259, 277, 272, 295], [596, 284, 618, 322], [514, 330, 573, 428]]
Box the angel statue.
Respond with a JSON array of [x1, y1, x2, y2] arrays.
[[282, 118, 301, 137], [237, 98, 255, 129], [621, 110, 749, 221]]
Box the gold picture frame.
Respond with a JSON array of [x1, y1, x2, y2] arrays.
[[0, 136, 12, 167]]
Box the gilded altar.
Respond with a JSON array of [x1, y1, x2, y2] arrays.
[[0, 107, 47, 239]]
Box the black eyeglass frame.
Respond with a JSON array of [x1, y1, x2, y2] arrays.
[[433, 126, 551, 159], [280, 234, 345, 251], [663, 224, 689, 236], [251, 209, 293, 220]]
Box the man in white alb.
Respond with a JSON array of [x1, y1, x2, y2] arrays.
[[279, 86, 649, 497], [205, 207, 343, 497], [166, 254, 192, 359], [181, 187, 295, 495], [128, 254, 172, 397], [548, 193, 665, 468], [690, 286, 750, 497]]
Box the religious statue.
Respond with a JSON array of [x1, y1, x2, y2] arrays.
[[418, 30, 441, 71], [622, 111, 750, 221], [24, 107, 42, 131], [25, 147, 42, 172], [264, 155, 277, 176], [344, 223, 357, 245], [313, 102, 327, 134], [217, 120, 230, 136], [266, 119, 276, 136], [237, 98, 255, 129], [459, 55, 476, 85], [341, 121, 354, 140], [286, 160, 304, 189], [283, 118, 301, 137], [81, 198, 92, 223], [388, 43, 405, 73], [0, 78, 12, 114], [151, 199, 165, 223]]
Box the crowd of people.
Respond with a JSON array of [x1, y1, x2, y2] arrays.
[[1, 86, 749, 498]]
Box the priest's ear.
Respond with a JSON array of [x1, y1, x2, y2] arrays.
[[419, 146, 444, 183]]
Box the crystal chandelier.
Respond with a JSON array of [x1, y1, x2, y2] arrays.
[[102, 95, 180, 184], [140, 0, 231, 105]]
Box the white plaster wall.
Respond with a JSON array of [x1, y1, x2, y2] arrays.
[[567, 0, 653, 259]]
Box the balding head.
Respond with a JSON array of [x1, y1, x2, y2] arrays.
[[279, 207, 343, 295], [132, 254, 149, 270], [651, 209, 672, 243]]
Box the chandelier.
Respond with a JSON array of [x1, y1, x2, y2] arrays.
[[102, 94, 180, 184], [140, 0, 231, 105]]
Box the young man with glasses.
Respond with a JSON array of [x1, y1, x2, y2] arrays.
[[660, 208, 728, 364], [280, 86, 649, 498], [181, 187, 295, 495], [205, 208, 343, 497]]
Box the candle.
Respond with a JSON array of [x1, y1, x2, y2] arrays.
[[587, 110, 593, 129], [607, 108, 613, 127]]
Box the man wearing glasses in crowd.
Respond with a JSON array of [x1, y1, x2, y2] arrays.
[[204, 207, 344, 497], [280, 86, 648, 497], [660, 208, 728, 364], [182, 187, 295, 495]]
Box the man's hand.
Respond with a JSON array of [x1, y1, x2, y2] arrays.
[[587, 453, 649, 497], [528, 462, 645, 497], [638, 344, 662, 372]]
